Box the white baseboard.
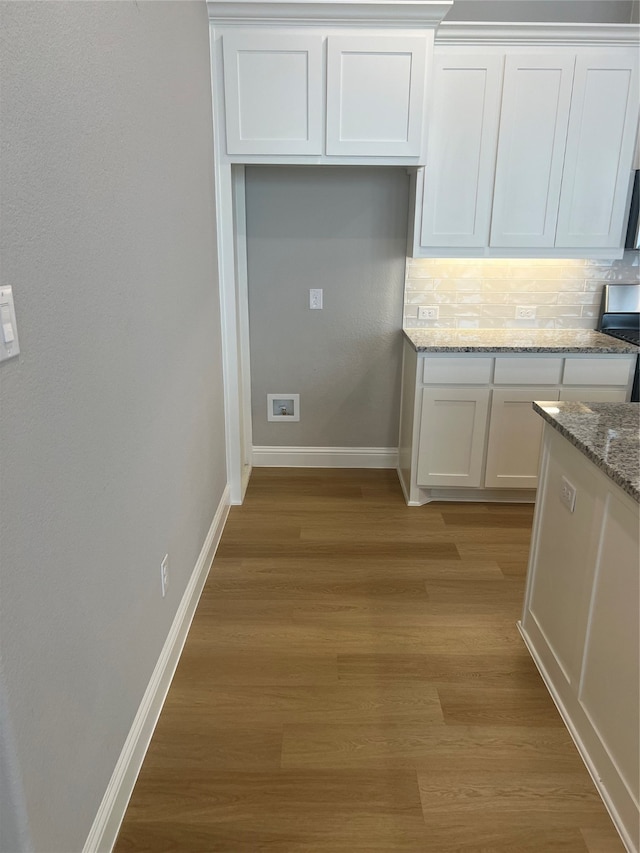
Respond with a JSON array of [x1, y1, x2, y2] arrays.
[[83, 486, 231, 853], [252, 446, 399, 468]]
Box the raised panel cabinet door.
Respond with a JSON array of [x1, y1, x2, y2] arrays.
[[222, 31, 323, 156], [326, 35, 427, 157], [417, 387, 490, 487], [484, 387, 560, 488], [490, 54, 575, 248], [555, 53, 640, 249], [420, 53, 504, 248]]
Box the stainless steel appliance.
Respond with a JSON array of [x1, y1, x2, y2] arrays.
[[625, 171, 640, 250], [597, 283, 640, 401]]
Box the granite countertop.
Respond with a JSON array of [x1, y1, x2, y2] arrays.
[[533, 401, 640, 502], [403, 328, 639, 354]]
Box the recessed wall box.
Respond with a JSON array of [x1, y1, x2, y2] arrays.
[[267, 394, 300, 422]]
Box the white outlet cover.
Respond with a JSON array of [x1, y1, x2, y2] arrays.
[[515, 305, 537, 320], [418, 305, 439, 320], [267, 393, 300, 422]]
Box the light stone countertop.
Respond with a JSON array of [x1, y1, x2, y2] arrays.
[[533, 401, 640, 502], [403, 328, 639, 353]]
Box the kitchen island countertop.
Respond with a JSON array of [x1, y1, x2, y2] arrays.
[[533, 401, 640, 502], [403, 328, 639, 353]]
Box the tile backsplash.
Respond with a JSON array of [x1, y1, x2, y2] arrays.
[[404, 253, 640, 329]]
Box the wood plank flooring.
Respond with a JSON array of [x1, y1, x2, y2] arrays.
[[115, 469, 624, 852]]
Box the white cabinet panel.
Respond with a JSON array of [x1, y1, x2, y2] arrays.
[[223, 31, 323, 155], [417, 387, 490, 487], [484, 387, 560, 488], [579, 490, 640, 805], [420, 54, 503, 247], [556, 54, 640, 248], [326, 35, 427, 157], [490, 54, 575, 248]]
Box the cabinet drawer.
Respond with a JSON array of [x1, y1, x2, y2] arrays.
[[562, 357, 634, 386], [494, 357, 563, 385], [422, 357, 493, 385]]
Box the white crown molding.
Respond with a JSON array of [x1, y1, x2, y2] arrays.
[[207, 0, 453, 28], [436, 21, 640, 46]]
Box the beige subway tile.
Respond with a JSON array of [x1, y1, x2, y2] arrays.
[[432, 278, 481, 291], [455, 293, 484, 304], [582, 307, 599, 318], [480, 278, 530, 292], [479, 305, 518, 318], [555, 317, 597, 329], [406, 291, 434, 304], [584, 280, 607, 292], [528, 279, 586, 291], [503, 292, 558, 304], [405, 278, 434, 292], [536, 306, 582, 318], [505, 319, 557, 329], [557, 292, 600, 305]]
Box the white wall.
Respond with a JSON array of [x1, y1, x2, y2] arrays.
[[245, 167, 408, 449], [0, 3, 226, 851]]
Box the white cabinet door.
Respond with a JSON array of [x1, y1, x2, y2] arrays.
[[222, 31, 323, 155], [484, 387, 560, 488], [326, 35, 427, 157], [555, 54, 640, 249], [417, 387, 490, 487], [490, 54, 575, 248], [420, 53, 503, 248]]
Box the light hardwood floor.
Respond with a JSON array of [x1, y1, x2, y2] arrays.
[[115, 469, 624, 852]]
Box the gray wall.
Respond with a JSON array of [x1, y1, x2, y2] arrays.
[[447, 1, 638, 22], [245, 167, 408, 448], [0, 3, 226, 851]]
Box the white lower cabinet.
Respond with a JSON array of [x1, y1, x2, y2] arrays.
[[417, 387, 490, 487], [484, 387, 560, 488], [398, 344, 636, 505]]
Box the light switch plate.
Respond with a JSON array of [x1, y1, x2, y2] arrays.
[[0, 286, 20, 363]]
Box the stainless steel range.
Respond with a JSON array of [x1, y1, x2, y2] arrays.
[[597, 283, 640, 401]]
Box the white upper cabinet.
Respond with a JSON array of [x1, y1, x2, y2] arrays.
[[420, 52, 503, 247], [490, 54, 575, 248], [222, 31, 323, 156], [326, 35, 427, 157], [555, 53, 640, 248], [411, 34, 640, 257]]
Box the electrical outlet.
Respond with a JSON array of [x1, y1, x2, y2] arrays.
[[515, 305, 537, 320], [309, 288, 323, 310], [560, 476, 576, 513], [161, 554, 169, 597], [418, 305, 439, 320]]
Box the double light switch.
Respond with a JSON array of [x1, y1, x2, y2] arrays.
[[0, 287, 20, 363]]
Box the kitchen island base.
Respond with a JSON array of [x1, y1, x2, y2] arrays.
[[520, 419, 639, 853]]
